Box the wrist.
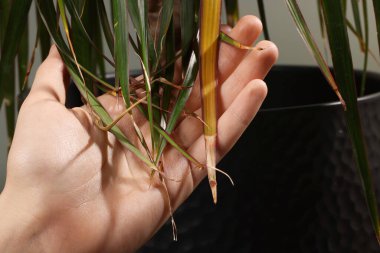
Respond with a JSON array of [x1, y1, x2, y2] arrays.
[[0, 187, 46, 252]]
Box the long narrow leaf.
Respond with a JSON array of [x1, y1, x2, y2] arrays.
[[0, 0, 32, 141], [156, 52, 198, 164], [220, 31, 259, 50], [0, 0, 11, 49], [128, 0, 156, 154], [69, 0, 94, 89], [180, 0, 196, 70], [154, 125, 202, 168], [257, 0, 270, 40], [36, 3, 51, 60], [70, 66, 156, 170], [96, 0, 114, 56], [92, 2, 106, 81], [150, 0, 174, 153], [360, 0, 369, 96], [321, 0, 380, 242], [200, 0, 222, 203], [36, 0, 156, 171], [224, 0, 239, 27], [351, 0, 363, 40], [112, 0, 130, 107], [373, 0, 380, 55], [317, 0, 329, 59], [22, 31, 39, 91], [346, 19, 380, 67], [285, 0, 346, 109], [65, 0, 114, 67], [161, 18, 176, 117], [153, 0, 174, 71], [18, 26, 29, 89]]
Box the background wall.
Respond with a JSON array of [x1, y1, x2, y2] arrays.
[[0, 1, 379, 190]]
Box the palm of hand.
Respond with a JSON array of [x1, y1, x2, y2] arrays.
[[4, 16, 277, 253]]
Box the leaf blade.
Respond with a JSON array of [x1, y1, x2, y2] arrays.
[[200, 0, 222, 203], [224, 0, 239, 27], [112, 0, 130, 107], [0, 0, 32, 140], [285, 0, 346, 109], [321, 0, 380, 242]]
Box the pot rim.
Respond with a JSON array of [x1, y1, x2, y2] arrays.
[[261, 65, 380, 112]]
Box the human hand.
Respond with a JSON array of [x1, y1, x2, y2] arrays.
[[0, 16, 277, 253]]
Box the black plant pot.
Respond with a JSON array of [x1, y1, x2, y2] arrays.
[[139, 66, 380, 253]]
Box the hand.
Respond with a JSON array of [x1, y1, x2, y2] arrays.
[[0, 16, 277, 253]]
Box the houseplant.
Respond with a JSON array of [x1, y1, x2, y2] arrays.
[[141, 1, 380, 252], [0, 0, 379, 252]]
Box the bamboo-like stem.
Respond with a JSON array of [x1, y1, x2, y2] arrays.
[[200, 0, 222, 204]]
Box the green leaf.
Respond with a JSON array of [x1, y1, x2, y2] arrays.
[[321, 0, 380, 242], [373, 0, 380, 55], [92, 3, 106, 81], [257, 0, 270, 40], [0, 0, 32, 102], [0, 0, 12, 47], [153, 0, 174, 71], [224, 0, 239, 27], [128, 0, 156, 66], [180, 0, 196, 70], [69, 0, 93, 88], [154, 125, 201, 168], [348, 0, 369, 96], [36, 3, 51, 61], [359, 0, 369, 96], [220, 31, 256, 50], [285, 0, 346, 109], [128, 0, 156, 153], [0, 0, 32, 140], [18, 26, 29, 89], [65, 0, 114, 68], [69, 66, 156, 170], [36, 0, 156, 171], [112, 0, 130, 107], [351, 0, 363, 39], [150, 0, 175, 153], [96, 0, 114, 56], [156, 51, 198, 163], [161, 18, 176, 117]]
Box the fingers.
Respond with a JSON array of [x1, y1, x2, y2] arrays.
[[174, 40, 278, 148], [26, 45, 69, 105], [185, 15, 263, 111], [217, 40, 277, 113], [218, 15, 263, 83], [213, 79, 267, 159], [187, 79, 268, 184]]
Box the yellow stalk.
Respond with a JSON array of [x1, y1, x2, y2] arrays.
[[200, 0, 222, 203]]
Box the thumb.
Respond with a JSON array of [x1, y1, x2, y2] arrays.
[[27, 45, 69, 105]]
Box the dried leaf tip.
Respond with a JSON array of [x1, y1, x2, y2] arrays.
[[210, 179, 218, 204], [205, 135, 218, 204], [220, 31, 256, 50], [334, 88, 347, 111]]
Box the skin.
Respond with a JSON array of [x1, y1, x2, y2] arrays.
[[0, 16, 277, 253]]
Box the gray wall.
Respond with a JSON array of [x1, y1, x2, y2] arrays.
[[1, 1, 379, 190]]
